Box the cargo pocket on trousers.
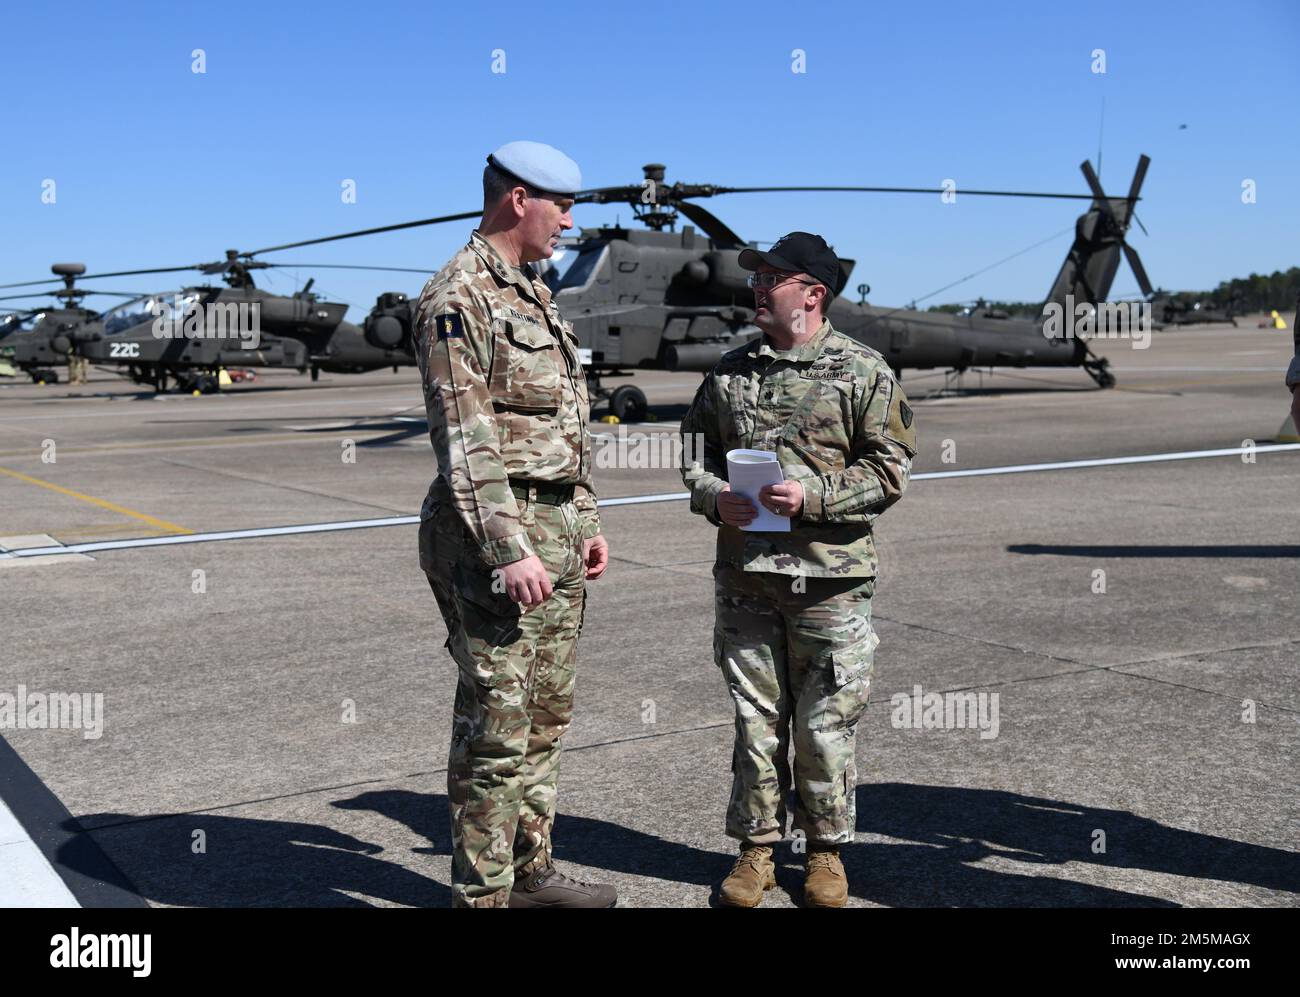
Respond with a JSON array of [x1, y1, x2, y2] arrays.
[[454, 560, 523, 648], [832, 629, 879, 688], [814, 630, 879, 732]]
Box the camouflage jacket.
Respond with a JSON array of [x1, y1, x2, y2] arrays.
[[413, 230, 599, 566], [680, 318, 916, 577]]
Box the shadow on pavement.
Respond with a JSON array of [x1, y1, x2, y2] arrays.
[[850, 783, 1300, 906], [62, 782, 1296, 907]]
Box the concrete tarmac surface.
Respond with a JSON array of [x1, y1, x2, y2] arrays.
[[1, 321, 1296, 907]]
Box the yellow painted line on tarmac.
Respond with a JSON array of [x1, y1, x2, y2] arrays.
[[0, 465, 191, 535], [0, 430, 390, 461]]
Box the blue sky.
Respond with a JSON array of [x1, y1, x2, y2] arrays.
[[2, 0, 1296, 319]]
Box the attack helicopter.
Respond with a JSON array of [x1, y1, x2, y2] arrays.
[[0, 264, 140, 384], [3, 156, 1154, 413], [0, 264, 310, 391], [533, 155, 1155, 408], [0, 257, 439, 392]]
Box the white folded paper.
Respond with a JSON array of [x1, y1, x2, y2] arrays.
[[725, 448, 790, 533]]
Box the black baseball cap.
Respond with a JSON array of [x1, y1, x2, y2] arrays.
[[738, 231, 840, 295]]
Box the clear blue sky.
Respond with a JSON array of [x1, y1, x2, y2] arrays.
[[2, 0, 1296, 318]]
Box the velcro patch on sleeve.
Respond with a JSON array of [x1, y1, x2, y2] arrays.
[[435, 313, 464, 340], [885, 384, 918, 454]]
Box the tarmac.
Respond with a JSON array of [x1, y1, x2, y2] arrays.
[[1, 319, 1297, 908]]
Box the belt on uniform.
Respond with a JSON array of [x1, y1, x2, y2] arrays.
[[509, 479, 575, 505]]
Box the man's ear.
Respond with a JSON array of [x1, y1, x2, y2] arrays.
[[508, 185, 530, 219]]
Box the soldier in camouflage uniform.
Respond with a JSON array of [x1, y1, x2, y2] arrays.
[[413, 142, 615, 909], [67, 353, 88, 385], [680, 232, 917, 908]]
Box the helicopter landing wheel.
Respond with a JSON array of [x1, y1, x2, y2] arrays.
[[609, 384, 647, 422], [1084, 359, 1116, 389], [311, 365, 320, 382]]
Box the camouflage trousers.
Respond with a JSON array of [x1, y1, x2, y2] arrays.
[[67, 355, 88, 385], [420, 492, 587, 908], [713, 563, 878, 847]]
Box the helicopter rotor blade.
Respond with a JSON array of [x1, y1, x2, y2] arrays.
[[1126, 155, 1151, 205], [675, 201, 746, 249], [1122, 242, 1155, 299], [264, 263, 435, 275], [246, 210, 481, 257], [0, 265, 200, 290], [712, 184, 1102, 201], [1078, 160, 1118, 223], [0, 288, 145, 302]]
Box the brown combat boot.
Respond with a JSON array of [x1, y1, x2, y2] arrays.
[[508, 865, 617, 908], [718, 844, 776, 907], [804, 846, 848, 907]]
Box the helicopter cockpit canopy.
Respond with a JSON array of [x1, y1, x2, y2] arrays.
[[544, 243, 608, 294], [102, 292, 199, 334], [2, 311, 45, 334]]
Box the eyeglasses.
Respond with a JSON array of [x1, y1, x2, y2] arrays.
[[746, 272, 817, 290]]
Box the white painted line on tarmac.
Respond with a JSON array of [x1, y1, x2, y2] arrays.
[[3, 443, 1296, 560], [0, 516, 421, 558], [909, 443, 1300, 480], [0, 797, 80, 908], [1107, 366, 1282, 372]]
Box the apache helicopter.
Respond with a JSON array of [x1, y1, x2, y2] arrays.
[[0, 257, 438, 391], [2, 156, 1153, 412], [1150, 290, 1241, 327], [544, 155, 1155, 405], [0, 264, 128, 384], [0, 264, 312, 391]]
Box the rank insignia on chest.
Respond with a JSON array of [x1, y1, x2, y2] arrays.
[[435, 313, 464, 340]]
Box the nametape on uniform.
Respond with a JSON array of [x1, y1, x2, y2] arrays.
[[800, 364, 853, 381], [435, 313, 464, 340], [495, 306, 542, 326]]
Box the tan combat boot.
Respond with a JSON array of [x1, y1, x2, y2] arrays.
[[718, 844, 776, 907], [804, 846, 848, 907]]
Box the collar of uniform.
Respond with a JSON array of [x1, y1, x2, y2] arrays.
[[754, 318, 834, 364], [469, 229, 545, 306]]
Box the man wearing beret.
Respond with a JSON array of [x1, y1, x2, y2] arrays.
[[680, 231, 917, 907], [413, 141, 615, 908]]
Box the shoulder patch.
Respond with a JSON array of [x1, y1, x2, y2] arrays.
[[899, 399, 913, 429], [435, 313, 464, 340]]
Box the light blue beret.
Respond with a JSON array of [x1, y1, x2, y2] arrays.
[[487, 140, 582, 196]]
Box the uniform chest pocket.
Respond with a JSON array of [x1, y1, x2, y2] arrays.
[[493, 321, 562, 413], [777, 380, 850, 472], [780, 436, 846, 474]]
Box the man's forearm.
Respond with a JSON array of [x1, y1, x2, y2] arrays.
[[796, 447, 912, 524]]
